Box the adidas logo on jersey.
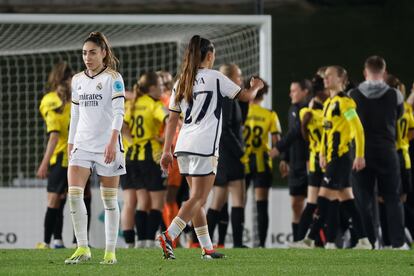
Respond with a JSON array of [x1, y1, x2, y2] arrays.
[[117, 165, 124, 170], [77, 85, 82, 90]]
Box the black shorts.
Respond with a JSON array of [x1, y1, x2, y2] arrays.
[[214, 155, 245, 186], [288, 169, 308, 196], [246, 171, 272, 189], [308, 155, 323, 188], [47, 154, 68, 194], [123, 160, 166, 191], [322, 152, 352, 190], [398, 150, 412, 194]]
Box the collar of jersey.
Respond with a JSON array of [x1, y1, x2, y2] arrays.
[[84, 66, 107, 79]]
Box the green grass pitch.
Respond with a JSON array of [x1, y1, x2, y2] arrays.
[[1, 248, 413, 275]]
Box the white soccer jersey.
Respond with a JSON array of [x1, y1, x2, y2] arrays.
[[68, 67, 125, 153], [170, 68, 241, 157]]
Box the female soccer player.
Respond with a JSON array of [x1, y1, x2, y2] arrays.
[[243, 77, 281, 248], [158, 35, 263, 259], [207, 63, 246, 248], [36, 81, 71, 249], [290, 75, 328, 245], [121, 72, 168, 248], [318, 66, 370, 249], [65, 32, 125, 264]]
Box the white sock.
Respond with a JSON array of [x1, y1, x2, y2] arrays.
[[167, 216, 186, 240], [68, 186, 88, 248], [195, 225, 213, 250], [101, 187, 120, 254]]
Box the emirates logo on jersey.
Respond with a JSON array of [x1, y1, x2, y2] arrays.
[[96, 82, 103, 91]]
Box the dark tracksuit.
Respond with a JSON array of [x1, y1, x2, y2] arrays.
[[276, 101, 309, 196], [349, 80, 405, 247]]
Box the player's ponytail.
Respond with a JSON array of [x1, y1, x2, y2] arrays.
[[131, 71, 160, 114], [175, 35, 214, 105], [84, 32, 119, 71], [46, 61, 73, 92], [56, 82, 71, 105]]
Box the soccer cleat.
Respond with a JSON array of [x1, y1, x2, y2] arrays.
[[35, 242, 50, 249], [53, 239, 66, 249], [288, 239, 313, 249], [354, 238, 372, 250], [64, 246, 91, 264], [324, 242, 337, 249], [157, 231, 176, 260], [100, 251, 117, 265], [201, 248, 226, 259], [393, 243, 410, 250]]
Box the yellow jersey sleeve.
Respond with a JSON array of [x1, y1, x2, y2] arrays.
[[124, 101, 133, 124], [407, 104, 414, 130], [269, 111, 282, 134], [299, 107, 310, 122], [45, 111, 61, 134], [154, 102, 169, 124]]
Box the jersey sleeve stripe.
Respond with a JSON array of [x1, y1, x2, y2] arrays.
[[47, 130, 59, 134], [112, 95, 125, 101], [169, 108, 181, 113], [71, 100, 79, 105], [232, 88, 242, 99]]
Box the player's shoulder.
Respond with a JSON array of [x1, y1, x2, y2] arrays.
[[72, 71, 84, 81], [104, 68, 122, 80]]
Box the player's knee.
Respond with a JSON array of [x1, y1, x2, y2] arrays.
[[100, 187, 118, 209]]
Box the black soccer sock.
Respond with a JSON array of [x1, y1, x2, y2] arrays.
[[297, 203, 317, 241], [206, 208, 221, 241], [218, 203, 229, 245], [326, 200, 339, 243], [315, 196, 330, 242], [135, 210, 148, 241], [292, 223, 299, 242], [257, 200, 269, 247], [44, 207, 59, 244], [123, 229, 135, 244], [146, 209, 162, 240], [53, 197, 66, 240], [341, 199, 366, 240], [231, 207, 244, 247]]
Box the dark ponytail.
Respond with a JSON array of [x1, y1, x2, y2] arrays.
[[84, 32, 119, 71], [175, 35, 214, 104]]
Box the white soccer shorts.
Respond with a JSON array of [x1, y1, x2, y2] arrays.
[[177, 155, 218, 176], [69, 148, 126, 176]]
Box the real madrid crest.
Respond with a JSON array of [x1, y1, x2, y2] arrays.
[[96, 82, 103, 91]]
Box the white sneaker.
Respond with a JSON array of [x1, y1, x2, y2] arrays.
[[288, 239, 314, 249], [393, 243, 410, 250], [53, 239, 65, 249], [325, 242, 337, 249], [135, 240, 146, 248], [354, 238, 372, 250], [145, 240, 157, 248]]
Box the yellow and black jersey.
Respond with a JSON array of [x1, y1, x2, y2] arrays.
[[321, 92, 364, 163], [300, 104, 324, 172], [124, 94, 168, 162], [39, 91, 62, 120], [45, 103, 71, 167], [243, 103, 281, 174], [396, 102, 414, 169]]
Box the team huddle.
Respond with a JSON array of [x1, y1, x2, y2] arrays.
[[35, 31, 413, 265]]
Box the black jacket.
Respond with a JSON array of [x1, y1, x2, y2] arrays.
[[276, 101, 309, 172], [219, 97, 244, 160], [349, 80, 404, 152]]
